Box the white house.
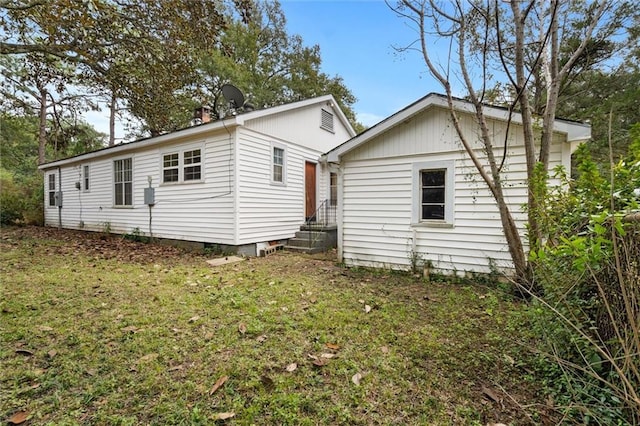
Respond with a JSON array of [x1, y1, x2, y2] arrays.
[[322, 93, 591, 275], [39, 95, 355, 255]]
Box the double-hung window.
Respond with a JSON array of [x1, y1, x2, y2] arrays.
[[48, 174, 56, 207], [114, 158, 133, 206], [162, 149, 202, 184], [83, 165, 90, 191], [183, 149, 201, 181], [272, 145, 285, 184], [412, 160, 455, 225]]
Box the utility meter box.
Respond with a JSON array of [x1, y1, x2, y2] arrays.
[[54, 191, 63, 207], [144, 187, 155, 205]]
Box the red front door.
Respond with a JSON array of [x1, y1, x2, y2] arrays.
[[305, 161, 316, 220]]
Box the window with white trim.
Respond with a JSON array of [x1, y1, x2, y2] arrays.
[[163, 153, 179, 183], [114, 158, 133, 206], [162, 149, 202, 184], [183, 149, 201, 181], [83, 165, 90, 191], [330, 172, 338, 206], [272, 145, 285, 184], [48, 174, 56, 207], [412, 160, 455, 225], [320, 109, 334, 132]]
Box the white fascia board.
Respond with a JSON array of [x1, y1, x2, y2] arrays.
[[325, 93, 591, 163], [240, 94, 356, 137], [38, 118, 241, 170]]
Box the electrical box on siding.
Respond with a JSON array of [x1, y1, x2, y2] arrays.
[[54, 191, 63, 207], [144, 187, 155, 205]]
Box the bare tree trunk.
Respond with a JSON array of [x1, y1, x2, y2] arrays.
[[38, 86, 47, 165], [109, 92, 116, 146]]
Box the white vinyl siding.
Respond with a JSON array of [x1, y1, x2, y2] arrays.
[[339, 107, 568, 275]]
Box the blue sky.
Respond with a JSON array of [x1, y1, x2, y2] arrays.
[[279, 0, 439, 127]]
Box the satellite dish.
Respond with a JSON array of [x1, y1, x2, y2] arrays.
[[221, 84, 245, 109]]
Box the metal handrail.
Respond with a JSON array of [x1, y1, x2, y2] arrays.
[[304, 199, 336, 250]]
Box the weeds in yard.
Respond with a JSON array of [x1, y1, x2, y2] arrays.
[[0, 226, 553, 425]]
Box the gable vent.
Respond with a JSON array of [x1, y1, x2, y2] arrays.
[[320, 108, 334, 133]]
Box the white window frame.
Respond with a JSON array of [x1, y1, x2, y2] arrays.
[[48, 173, 56, 207], [113, 157, 133, 207], [160, 147, 203, 185], [411, 160, 455, 226], [270, 142, 286, 185], [320, 108, 334, 133], [82, 165, 90, 192], [162, 152, 179, 184]]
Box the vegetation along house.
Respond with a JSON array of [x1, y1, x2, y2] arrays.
[[39, 95, 355, 256], [322, 93, 591, 275]]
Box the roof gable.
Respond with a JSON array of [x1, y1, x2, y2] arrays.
[[324, 93, 591, 163]]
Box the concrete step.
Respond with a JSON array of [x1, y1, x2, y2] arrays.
[[294, 230, 328, 241], [284, 245, 325, 255]]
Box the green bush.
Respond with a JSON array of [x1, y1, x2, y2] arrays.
[[0, 168, 43, 225], [528, 136, 640, 424]]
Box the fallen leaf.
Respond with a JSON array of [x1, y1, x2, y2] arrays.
[[364, 304, 372, 313], [188, 315, 200, 323], [238, 323, 247, 335], [209, 375, 229, 395], [325, 343, 340, 350], [320, 353, 336, 359], [139, 353, 158, 362], [7, 411, 29, 424], [121, 325, 139, 333], [285, 363, 297, 372], [15, 349, 33, 356], [352, 372, 363, 386], [307, 353, 318, 360], [503, 354, 515, 366], [38, 325, 54, 332], [168, 365, 184, 372], [358, 299, 365, 304], [47, 349, 57, 358], [482, 385, 500, 403], [312, 358, 328, 367], [256, 334, 267, 343], [214, 412, 235, 420]]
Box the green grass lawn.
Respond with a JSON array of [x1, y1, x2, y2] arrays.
[[1, 227, 552, 425]]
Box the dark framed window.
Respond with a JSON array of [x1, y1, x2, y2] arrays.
[[330, 172, 338, 206], [420, 169, 446, 220]]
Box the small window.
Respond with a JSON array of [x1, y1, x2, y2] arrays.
[[320, 109, 334, 132], [330, 172, 338, 206], [412, 160, 455, 225], [114, 158, 133, 206], [183, 149, 201, 181], [420, 170, 446, 220], [272, 146, 284, 183], [83, 165, 90, 191], [163, 153, 179, 183], [48, 174, 56, 206]]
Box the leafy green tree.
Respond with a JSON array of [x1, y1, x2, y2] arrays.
[[197, 0, 361, 130]]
